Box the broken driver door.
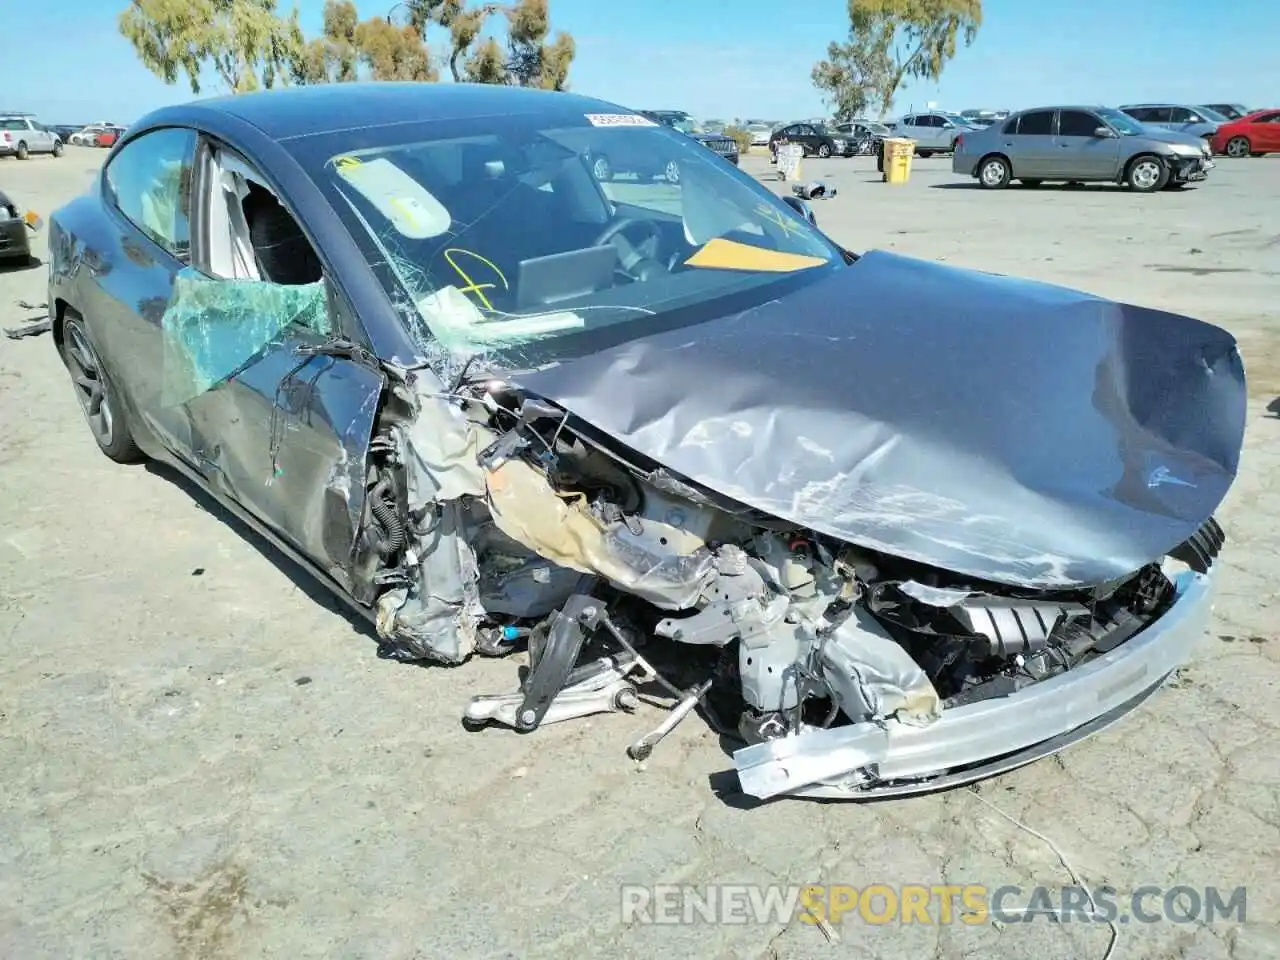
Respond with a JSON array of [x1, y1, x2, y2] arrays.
[[162, 140, 386, 589]]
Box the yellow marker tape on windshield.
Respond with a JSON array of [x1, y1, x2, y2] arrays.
[[683, 237, 827, 273], [334, 155, 362, 171], [444, 248, 509, 311], [754, 202, 805, 239]]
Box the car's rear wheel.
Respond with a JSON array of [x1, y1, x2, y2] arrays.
[[1225, 136, 1251, 158], [60, 313, 143, 463], [817, 143, 832, 158], [1126, 154, 1169, 193], [15, 141, 28, 160], [591, 153, 612, 182], [978, 155, 1011, 189], [918, 149, 934, 158]]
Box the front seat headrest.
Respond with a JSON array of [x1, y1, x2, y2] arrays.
[[243, 186, 323, 286]]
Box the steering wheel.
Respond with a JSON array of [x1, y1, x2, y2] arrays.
[[592, 216, 666, 279]]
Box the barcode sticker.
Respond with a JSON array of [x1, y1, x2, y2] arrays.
[[585, 113, 657, 127]]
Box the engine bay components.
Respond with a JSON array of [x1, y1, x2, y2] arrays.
[[348, 369, 1224, 791]]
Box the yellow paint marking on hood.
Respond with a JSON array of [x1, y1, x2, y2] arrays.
[[683, 237, 827, 272]]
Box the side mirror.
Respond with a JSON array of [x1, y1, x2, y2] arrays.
[[782, 195, 817, 225], [1094, 126, 1116, 138]]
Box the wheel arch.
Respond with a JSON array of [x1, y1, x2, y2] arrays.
[[977, 151, 1011, 175], [1124, 150, 1165, 178]]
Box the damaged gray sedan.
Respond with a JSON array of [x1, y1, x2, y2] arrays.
[[48, 83, 1246, 800]]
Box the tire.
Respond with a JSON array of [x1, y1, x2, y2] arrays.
[[917, 150, 934, 158], [664, 159, 680, 184], [1020, 179, 1043, 188], [978, 155, 1011, 189], [1225, 136, 1251, 159], [59, 312, 143, 464], [1126, 154, 1169, 193], [817, 142, 832, 158], [16, 141, 28, 160], [53, 140, 64, 157], [590, 153, 612, 182]]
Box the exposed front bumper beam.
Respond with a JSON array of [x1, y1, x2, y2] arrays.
[[734, 568, 1214, 800]]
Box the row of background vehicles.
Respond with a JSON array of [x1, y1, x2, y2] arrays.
[[0, 113, 126, 158], [761, 102, 1274, 165]]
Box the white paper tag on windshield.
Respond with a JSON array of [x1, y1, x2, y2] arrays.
[[584, 113, 657, 127]]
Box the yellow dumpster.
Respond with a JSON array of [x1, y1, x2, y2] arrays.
[[881, 138, 915, 184]]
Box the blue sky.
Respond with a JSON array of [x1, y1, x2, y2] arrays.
[[5, 0, 1277, 124]]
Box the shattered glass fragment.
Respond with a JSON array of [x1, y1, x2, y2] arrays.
[[160, 268, 332, 406]]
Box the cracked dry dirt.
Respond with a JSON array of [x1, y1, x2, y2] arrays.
[[1, 152, 1278, 960]]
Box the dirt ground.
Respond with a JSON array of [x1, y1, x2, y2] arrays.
[[1, 147, 1278, 960]]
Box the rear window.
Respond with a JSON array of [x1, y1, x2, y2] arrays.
[[1016, 111, 1053, 135], [0, 119, 31, 131]]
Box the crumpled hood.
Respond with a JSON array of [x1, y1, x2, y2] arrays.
[[513, 250, 1247, 589]]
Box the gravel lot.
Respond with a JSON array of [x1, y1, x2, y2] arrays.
[[1, 147, 1278, 960]]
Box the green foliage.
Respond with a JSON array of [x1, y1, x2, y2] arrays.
[[118, 0, 305, 94], [811, 35, 889, 121], [724, 126, 752, 154], [119, 0, 574, 92], [406, 0, 573, 87], [291, 0, 360, 83], [814, 0, 981, 118], [505, 0, 574, 89]]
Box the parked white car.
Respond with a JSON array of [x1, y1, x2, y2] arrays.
[[888, 112, 979, 156], [0, 114, 64, 159], [69, 125, 112, 146]]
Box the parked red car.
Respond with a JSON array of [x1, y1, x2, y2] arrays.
[[94, 126, 123, 148], [1210, 110, 1280, 158]]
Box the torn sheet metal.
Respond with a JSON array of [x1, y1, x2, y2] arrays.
[[378, 376, 719, 661], [161, 269, 331, 406], [818, 607, 940, 725], [485, 459, 715, 609], [513, 249, 1247, 589]]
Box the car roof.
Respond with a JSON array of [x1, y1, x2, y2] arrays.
[[138, 82, 635, 143], [999, 106, 1121, 118]]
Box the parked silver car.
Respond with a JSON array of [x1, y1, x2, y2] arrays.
[[0, 113, 64, 159], [888, 112, 977, 156], [834, 119, 891, 139], [953, 105, 1214, 192], [1119, 104, 1225, 141], [1201, 103, 1250, 121]]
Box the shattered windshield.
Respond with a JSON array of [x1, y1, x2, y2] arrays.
[[304, 112, 841, 367]]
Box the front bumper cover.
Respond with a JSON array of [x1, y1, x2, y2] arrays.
[[1172, 156, 1214, 182], [0, 219, 31, 261], [734, 567, 1214, 800]]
